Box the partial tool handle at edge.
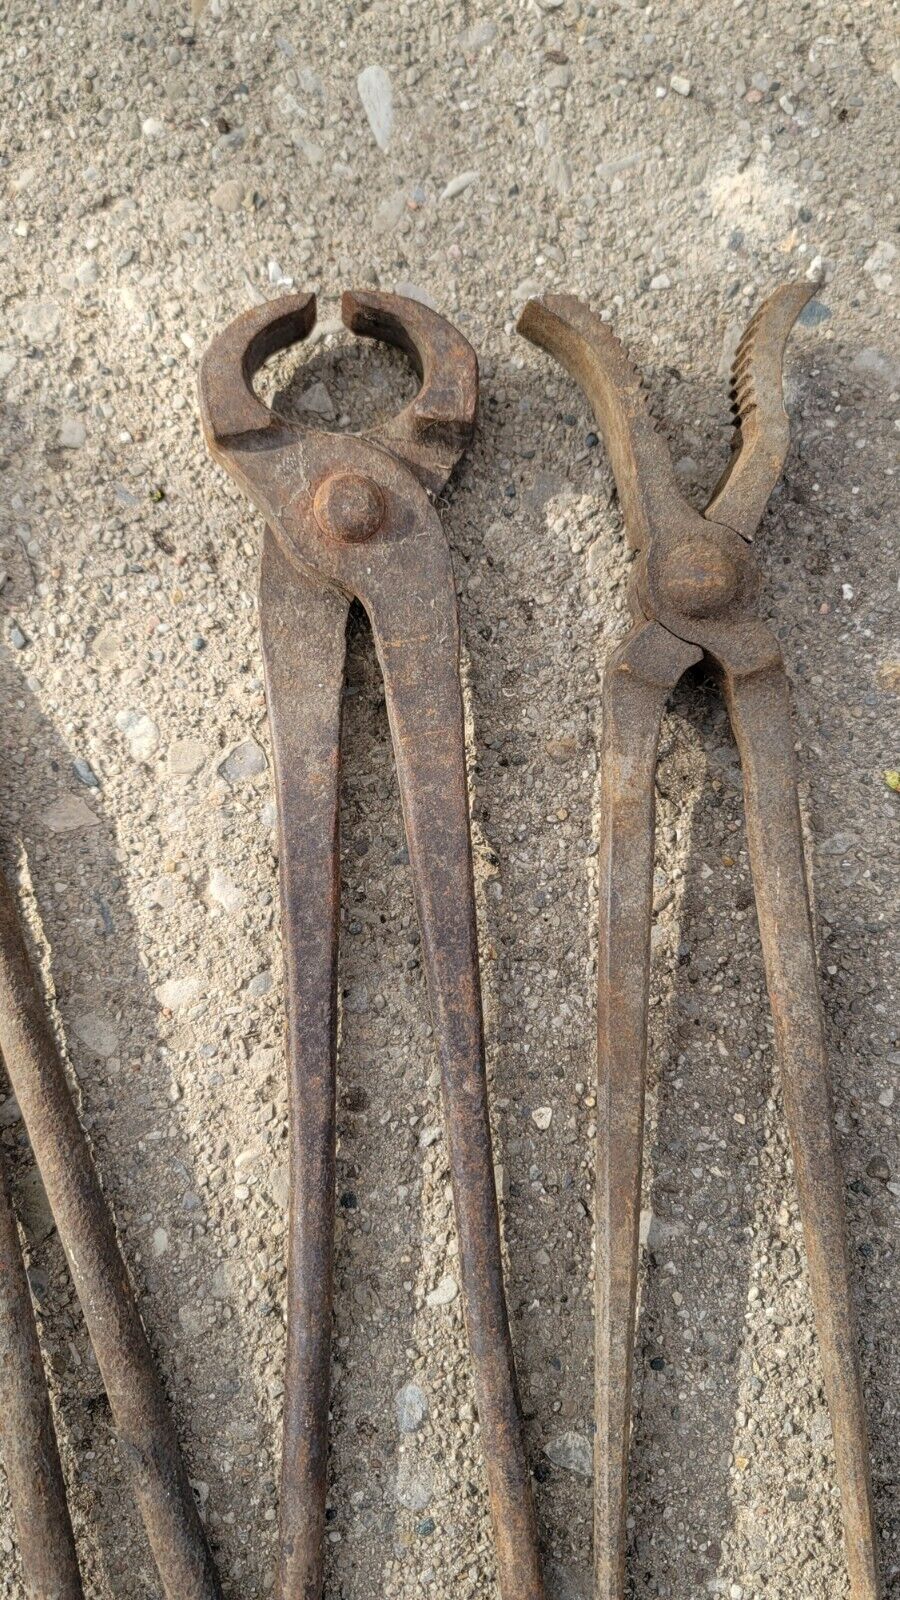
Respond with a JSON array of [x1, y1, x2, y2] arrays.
[[0, 1148, 84, 1599], [0, 866, 222, 1600]]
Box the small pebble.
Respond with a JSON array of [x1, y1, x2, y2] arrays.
[[72, 757, 100, 788], [395, 1383, 429, 1433], [440, 171, 478, 201], [426, 1274, 458, 1307], [116, 709, 159, 761], [156, 976, 200, 1012], [544, 1431, 592, 1477], [58, 418, 86, 449], [219, 739, 267, 783], [246, 969, 273, 998], [43, 795, 99, 833], [210, 178, 246, 213]]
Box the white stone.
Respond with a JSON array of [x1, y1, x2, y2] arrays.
[[208, 869, 244, 913], [532, 1105, 553, 1130], [19, 300, 60, 343], [210, 178, 245, 213], [394, 1382, 429, 1433], [167, 736, 207, 777], [440, 171, 478, 201], [156, 976, 200, 1011], [426, 1274, 458, 1307], [394, 1457, 433, 1512], [58, 418, 86, 448], [357, 66, 394, 152], [864, 240, 897, 276], [670, 74, 692, 96], [546, 153, 572, 194], [116, 709, 159, 761], [545, 1431, 593, 1477], [301, 380, 335, 419]]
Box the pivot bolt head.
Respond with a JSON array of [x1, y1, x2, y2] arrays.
[[660, 531, 741, 618], [313, 472, 385, 544]]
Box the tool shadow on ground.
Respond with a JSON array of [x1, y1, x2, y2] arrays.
[[0, 461, 254, 1594]]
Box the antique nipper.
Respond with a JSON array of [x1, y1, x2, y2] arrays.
[[199, 290, 545, 1600]]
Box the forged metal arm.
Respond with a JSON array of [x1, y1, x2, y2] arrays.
[[0, 867, 222, 1600], [198, 292, 317, 450], [258, 534, 350, 1600], [369, 565, 545, 1600], [593, 622, 701, 1600], [723, 661, 880, 1600]]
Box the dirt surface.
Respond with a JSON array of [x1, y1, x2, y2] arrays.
[[0, 2, 898, 1597]]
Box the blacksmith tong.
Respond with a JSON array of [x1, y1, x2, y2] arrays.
[[200, 290, 544, 1600], [518, 284, 880, 1600]]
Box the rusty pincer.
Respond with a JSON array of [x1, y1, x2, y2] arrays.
[[519, 284, 880, 1600], [200, 290, 545, 1600]]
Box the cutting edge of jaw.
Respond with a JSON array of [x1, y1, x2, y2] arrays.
[[197, 288, 478, 495]]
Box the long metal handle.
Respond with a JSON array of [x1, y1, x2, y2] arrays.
[[724, 663, 880, 1600], [0, 1148, 84, 1599], [371, 578, 545, 1600], [259, 533, 350, 1600], [0, 866, 221, 1600], [594, 623, 700, 1600]]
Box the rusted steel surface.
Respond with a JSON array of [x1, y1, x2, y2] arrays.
[[200, 290, 545, 1600], [519, 285, 880, 1600], [0, 1147, 84, 1599], [0, 865, 222, 1600]]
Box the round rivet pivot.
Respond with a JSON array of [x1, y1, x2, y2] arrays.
[[313, 471, 385, 544], [659, 531, 741, 618]]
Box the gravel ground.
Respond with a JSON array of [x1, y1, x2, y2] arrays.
[[0, 1, 898, 1597]]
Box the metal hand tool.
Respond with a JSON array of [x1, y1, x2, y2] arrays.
[[199, 289, 545, 1600], [0, 862, 221, 1600], [518, 284, 879, 1600], [0, 1141, 84, 1599]]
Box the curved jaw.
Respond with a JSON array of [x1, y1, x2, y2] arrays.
[[198, 291, 317, 450], [517, 293, 680, 551], [198, 288, 478, 496], [705, 280, 817, 540]]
